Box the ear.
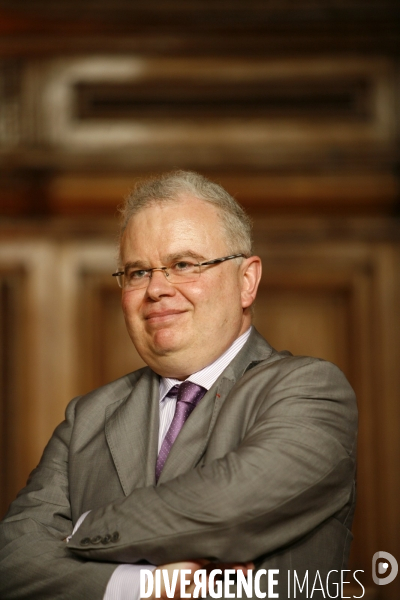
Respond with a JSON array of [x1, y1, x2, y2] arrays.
[[240, 256, 262, 309]]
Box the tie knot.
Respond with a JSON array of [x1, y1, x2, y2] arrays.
[[166, 384, 180, 399], [177, 381, 207, 406]]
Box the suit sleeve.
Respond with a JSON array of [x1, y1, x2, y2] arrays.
[[0, 397, 117, 600], [67, 359, 358, 565]]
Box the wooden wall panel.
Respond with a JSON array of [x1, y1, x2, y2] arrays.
[[254, 288, 351, 372], [78, 273, 146, 393], [47, 172, 400, 217], [0, 242, 62, 516], [0, 267, 25, 516]]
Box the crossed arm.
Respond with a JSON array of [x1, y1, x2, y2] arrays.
[[0, 359, 357, 599]]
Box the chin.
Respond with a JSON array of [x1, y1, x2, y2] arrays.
[[150, 328, 189, 356]]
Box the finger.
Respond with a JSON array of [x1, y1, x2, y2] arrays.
[[208, 562, 254, 573], [234, 561, 255, 572]]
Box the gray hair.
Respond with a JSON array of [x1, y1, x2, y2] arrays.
[[119, 170, 253, 256]]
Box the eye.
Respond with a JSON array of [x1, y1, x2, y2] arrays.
[[126, 268, 149, 280], [172, 261, 196, 272]]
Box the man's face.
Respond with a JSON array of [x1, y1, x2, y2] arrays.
[[120, 196, 259, 378]]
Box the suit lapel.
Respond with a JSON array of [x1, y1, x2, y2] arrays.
[[158, 328, 274, 483], [105, 367, 159, 495]]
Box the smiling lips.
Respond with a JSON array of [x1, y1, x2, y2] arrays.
[[145, 309, 187, 324]]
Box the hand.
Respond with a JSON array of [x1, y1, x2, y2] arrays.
[[142, 559, 254, 600]]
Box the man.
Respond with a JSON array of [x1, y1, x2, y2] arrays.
[[0, 171, 357, 599]]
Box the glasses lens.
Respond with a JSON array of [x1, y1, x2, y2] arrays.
[[122, 267, 151, 289], [116, 261, 203, 289], [166, 261, 201, 284]]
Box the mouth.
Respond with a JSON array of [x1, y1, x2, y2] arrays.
[[145, 309, 187, 324]]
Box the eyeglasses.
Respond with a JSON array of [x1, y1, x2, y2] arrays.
[[112, 253, 246, 289]]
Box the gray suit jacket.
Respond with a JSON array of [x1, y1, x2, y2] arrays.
[[0, 329, 357, 599]]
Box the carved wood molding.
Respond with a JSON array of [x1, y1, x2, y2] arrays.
[[26, 57, 396, 156], [1, 52, 398, 216]]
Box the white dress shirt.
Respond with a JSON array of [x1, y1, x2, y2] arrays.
[[71, 328, 252, 600]]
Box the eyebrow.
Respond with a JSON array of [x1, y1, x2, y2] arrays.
[[164, 251, 208, 263], [123, 251, 208, 270]]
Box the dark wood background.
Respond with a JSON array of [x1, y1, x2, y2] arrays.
[[1, 2, 400, 598]]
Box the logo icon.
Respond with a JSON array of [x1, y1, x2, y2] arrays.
[[372, 551, 398, 585]]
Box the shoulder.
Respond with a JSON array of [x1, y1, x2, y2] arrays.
[[233, 328, 356, 403], [230, 350, 358, 456], [243, 350, 355, 400], [239, 351, 357, 433]]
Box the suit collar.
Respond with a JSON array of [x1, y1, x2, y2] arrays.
[[221, 327, 275, 382], [159, 326, 253, 399]]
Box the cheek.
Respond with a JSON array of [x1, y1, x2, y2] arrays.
[[121, 292, 141, 323], [183, 283, 214, 313], [189, 282, 230, 320]]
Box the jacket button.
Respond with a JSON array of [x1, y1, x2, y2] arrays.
[[111, 531, 120, 542], [101, 534, 112, 544], [91, 535, 102, 544], [80, 537, 91, 546]]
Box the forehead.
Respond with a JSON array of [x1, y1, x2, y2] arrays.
[[120, 197, 230, 262]]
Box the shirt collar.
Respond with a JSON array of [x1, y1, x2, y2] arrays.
[[159, 326, 252, 402]]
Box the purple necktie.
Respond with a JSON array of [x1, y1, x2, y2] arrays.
[[155, 381, 207, 481]]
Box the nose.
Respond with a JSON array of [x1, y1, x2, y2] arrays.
[[145, 268, 175, 300]]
